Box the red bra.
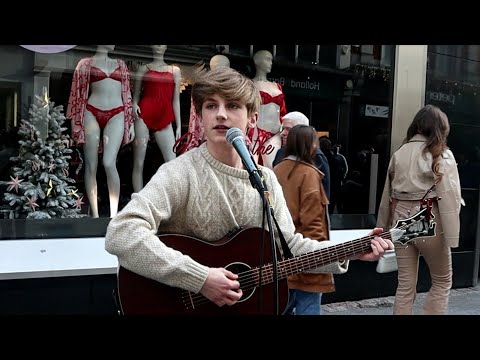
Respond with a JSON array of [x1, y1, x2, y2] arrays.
[[258, 83, 287, 122], [90, 64, 122, 83], [259, 91, 285, 107]]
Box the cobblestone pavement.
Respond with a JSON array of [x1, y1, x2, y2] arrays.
[[323, 285, 480, 315]]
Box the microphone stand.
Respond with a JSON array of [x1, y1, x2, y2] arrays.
[[260, 180, 280, 315], [245, 155, 280, 315]]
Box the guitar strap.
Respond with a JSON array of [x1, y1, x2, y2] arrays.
[[272, 214, 294, 259], [420, 180, 441, 223], [112, 288, 122, 315]]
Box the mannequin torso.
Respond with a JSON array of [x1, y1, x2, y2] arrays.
[[66, 45, 135, 218], [131, 45, 182, 193], [133, 51, 182, 136], [248, 50, 286, 169], [252, 79, 284, 135], [88, 56, 124, 109]]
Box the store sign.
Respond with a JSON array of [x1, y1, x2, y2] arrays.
[[20, 45, 77, 54], [426, 91, 455, 105], [365, 104, 389, 118], [268, 76, 322, 91], [267, 76, 343, 99]]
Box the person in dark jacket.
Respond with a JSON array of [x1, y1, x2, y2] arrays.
[[319, 137, 348, 213], [273, 111, 330, 199]]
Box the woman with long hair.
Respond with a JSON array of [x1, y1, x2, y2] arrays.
[[377, 104, 464, 315]]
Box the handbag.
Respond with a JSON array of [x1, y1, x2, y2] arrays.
[[376, 250, 398, 273], [172, 132, 193, 156]]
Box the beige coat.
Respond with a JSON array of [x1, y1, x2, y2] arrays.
[[377, 134, 464, 248]]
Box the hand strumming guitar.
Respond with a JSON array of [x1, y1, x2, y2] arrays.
[[200, 267, 244, 307]]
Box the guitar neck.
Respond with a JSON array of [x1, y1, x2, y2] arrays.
[[255, 231, 391, 286]]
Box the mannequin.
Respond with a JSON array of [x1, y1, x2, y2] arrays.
[[209, 54, 230, 69], [184, 54, 231, 152], [67, 45, 135, 218], [249, 49, 287, 169], [131, 45, 182, 192]]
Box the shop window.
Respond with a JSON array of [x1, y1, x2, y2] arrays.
[[0, 44, 396, 237], [317, 45, 337, 67], [0, 82, 20, 132], [228, 45, 252, 57], [297, 44, 318, 65], [275, 45, 296, 63]]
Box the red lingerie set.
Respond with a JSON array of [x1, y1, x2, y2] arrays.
[[138, 66, 175, 132], [85, 64, 124, 128], [247, 83, 287, 164], [66, 57, 134, 152]]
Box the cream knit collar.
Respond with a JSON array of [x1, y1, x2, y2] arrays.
[[199, 143, 251, 180]]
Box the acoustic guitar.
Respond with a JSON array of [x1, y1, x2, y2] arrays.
[[117, 206, 436, 315]]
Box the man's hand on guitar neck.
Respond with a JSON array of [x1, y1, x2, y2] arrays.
[[352, 227, 395, 262], [200, 267, 243, 307]]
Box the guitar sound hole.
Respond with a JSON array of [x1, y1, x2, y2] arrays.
[[224, 262, 255, 303]]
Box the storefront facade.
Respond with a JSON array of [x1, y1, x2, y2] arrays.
[[324, 45, 480, 304], [0, 45, 477, 314]]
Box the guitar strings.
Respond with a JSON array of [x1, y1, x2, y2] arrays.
[[181, 226, 408, 308], [181, 223, 413, 309]]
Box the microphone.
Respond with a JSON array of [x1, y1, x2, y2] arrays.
[[226, 127, 265, 192]]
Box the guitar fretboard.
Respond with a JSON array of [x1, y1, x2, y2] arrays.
[[242, 231, 394, 290]]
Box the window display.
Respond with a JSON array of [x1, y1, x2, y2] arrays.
[[0, 44, 394, 223]]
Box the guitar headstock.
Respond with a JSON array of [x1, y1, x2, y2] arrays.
[[389, 207, 437, 245]]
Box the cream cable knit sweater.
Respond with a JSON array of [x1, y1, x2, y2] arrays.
[[105, 143, 348, 294]]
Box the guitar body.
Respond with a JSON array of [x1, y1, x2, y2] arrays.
[[117, 227, 288, 315]]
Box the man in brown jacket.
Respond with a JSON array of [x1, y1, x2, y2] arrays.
[[274, 124, 334, 315]]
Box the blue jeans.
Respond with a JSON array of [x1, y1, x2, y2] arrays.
[[284, 289, 323, 315]]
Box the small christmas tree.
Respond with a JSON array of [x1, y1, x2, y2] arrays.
[[0, 87, 85, 219]]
